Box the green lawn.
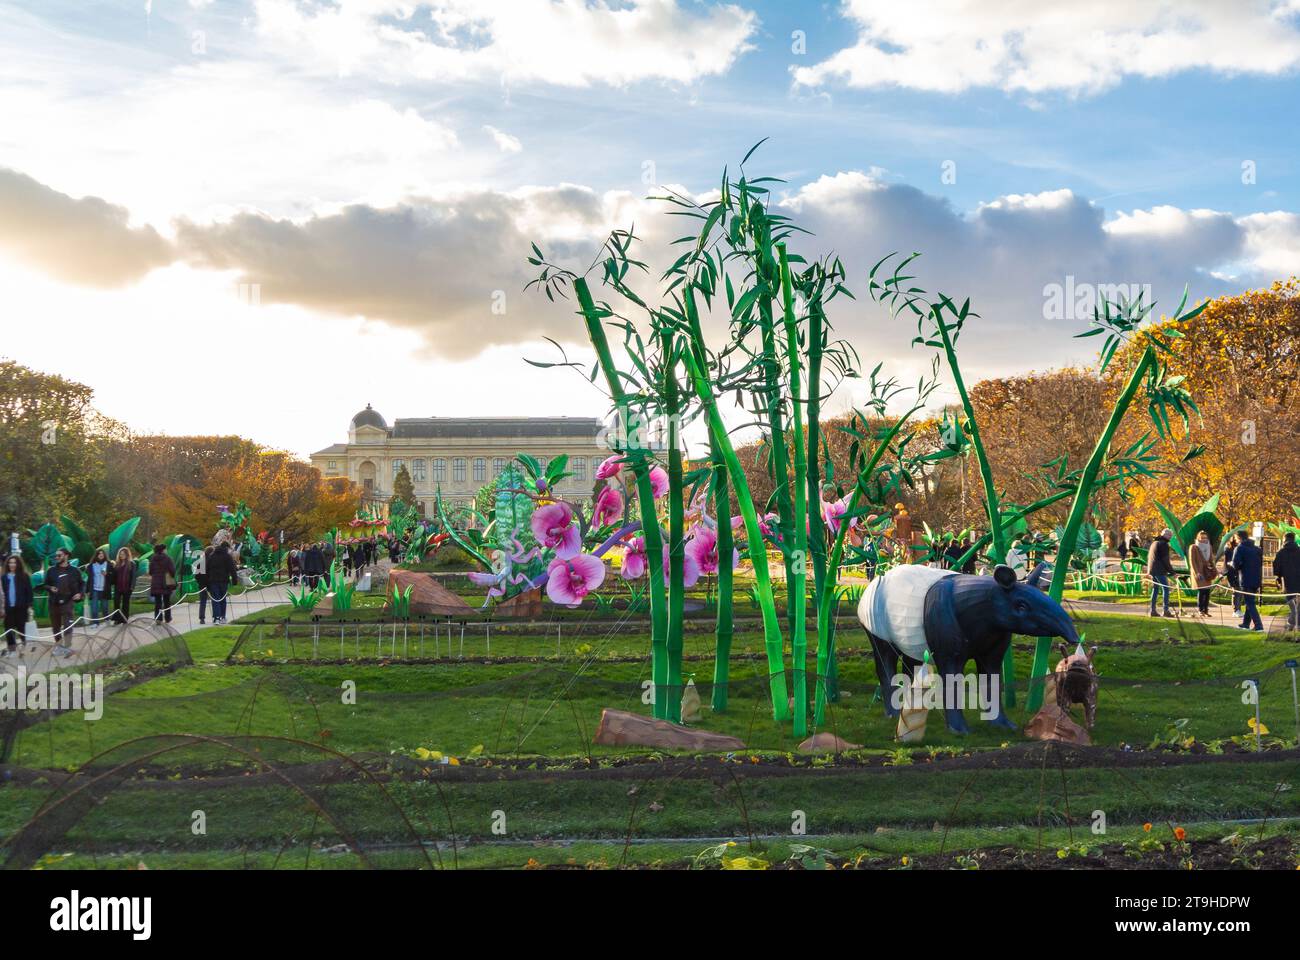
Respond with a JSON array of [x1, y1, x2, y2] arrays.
[[4, 602, 1299, 869]]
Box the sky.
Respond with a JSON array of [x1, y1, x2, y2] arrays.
[[2, 0, 1299, 460]]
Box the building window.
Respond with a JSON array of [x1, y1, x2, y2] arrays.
[[392, 459, 405, 478], [453, 458, 466, 483], [473, 457, 486, 483], [412, 459, 427, 482], [433, 459, 446, 483], [572, 457, 586, 481], [493, 457, 507, 477], [327, 460, 338, 471]]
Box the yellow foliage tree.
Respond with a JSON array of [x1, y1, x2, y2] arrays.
[[151, 452, 361, 545]]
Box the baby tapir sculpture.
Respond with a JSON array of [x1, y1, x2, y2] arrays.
[[1054, 642, 1098, 728], [858, 562, 1080, 733]]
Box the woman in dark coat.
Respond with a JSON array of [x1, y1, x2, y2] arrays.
[[1222, 533, 1241, 613], [111, 547, 137, 623], [148, 543, 176, 623], [2, 554, 33, 654]]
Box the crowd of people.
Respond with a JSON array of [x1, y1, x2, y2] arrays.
[[0, 538, 250, 658], [933, 523, 1300, 633], [1140, 527, 1299, 631], [285, 534, 412, 587]]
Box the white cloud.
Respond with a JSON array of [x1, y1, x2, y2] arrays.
[[253, 0, 759, 87], [483, 125, 523, 153], [0, 58, 462, 227], [9, 165, 1300, 386], [794, 0, 1300, 95]]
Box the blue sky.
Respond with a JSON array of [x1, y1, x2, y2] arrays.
[[2, 1, 1298, 456]]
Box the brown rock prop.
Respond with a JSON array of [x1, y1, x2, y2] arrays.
[[796, 733, 862, 753], [592, 709, 745, 751], [494, 586, 543, 619], [386, 569, 476, 617], [1024, 704, 1091, 746]]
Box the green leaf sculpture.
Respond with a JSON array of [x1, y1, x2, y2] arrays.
[[108, 517, 141, 559]]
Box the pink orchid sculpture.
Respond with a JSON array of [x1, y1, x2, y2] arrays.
[[595, 455, 624, 480], [662, 545, 701, 588], [530, 502, 581, 559], [620, 537, 648, 580], [649, 465, 669, 499], [593, 485, 624, 526], [546, 554, 606, 607], [685, 527, 739, 576]]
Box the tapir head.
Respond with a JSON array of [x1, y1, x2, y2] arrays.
[[989, 563, 1080, 645]]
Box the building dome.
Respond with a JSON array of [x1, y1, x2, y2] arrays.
[[351, 404, 388, 430]]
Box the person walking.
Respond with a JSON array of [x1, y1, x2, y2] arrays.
[[193, 545, 211, 624], [305, 542, 324, 588], [287, 547, 302, 585], [45, 548, 83, 656], [1, 555, 33, 656], [148, 543, 176, 624], [1189, 529, 1217, 617], [1147, 528, 1176, 617], [87, 548, 111, 629], [1232, 532, 1265, 631], [1273, 531, 1300, 633], [1117, 534, 1129, 565], [111, 547, 136, 623], [206, 541, 237, 624], [1223, 533, 1242, 614]]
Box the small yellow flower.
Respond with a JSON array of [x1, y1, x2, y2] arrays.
[[900, 856, 910, 866], [1143, 822, 1152, 832]]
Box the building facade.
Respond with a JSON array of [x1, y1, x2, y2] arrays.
[[310, 405, 614, 514]]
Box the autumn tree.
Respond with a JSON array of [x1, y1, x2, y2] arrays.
[[1111, 278, 1300, 528], [152, 452, 360, 545]]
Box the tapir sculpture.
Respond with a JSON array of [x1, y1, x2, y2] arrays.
[[1054, 642, 1099, 728], [858, 563, 1080, 733]]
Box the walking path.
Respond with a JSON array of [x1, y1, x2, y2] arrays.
[[0, 581, 293, 677]]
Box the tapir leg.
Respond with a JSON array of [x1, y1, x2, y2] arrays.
[[975, 644, 1017, 730], [936, 657, 971, 734], [868, 633, 902, 717]]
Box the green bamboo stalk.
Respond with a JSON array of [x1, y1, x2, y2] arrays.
[[573, 278, 670, 718], [813, 411, 917, 725], [682, 293, 737, 713], [777, 244, 810, 736], [1025, 344, 1157, 712], [932, 306, 1016, 703], [683, 287, 790, 720], [661, 326, 686, 723], [710, 434, 735, 712], [805, 298, 831, 701], [934, 308, 1007, 563], [758, 293, 797, 632]]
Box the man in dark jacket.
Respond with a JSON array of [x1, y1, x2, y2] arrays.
[[46, 549, 83, 656], [1147, 528, 1176, 617], [1233, 533, 1265, 631], [304, 543, 324, 587], [206, 543, 238, 624], [1273, 532, 1300, 632]]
